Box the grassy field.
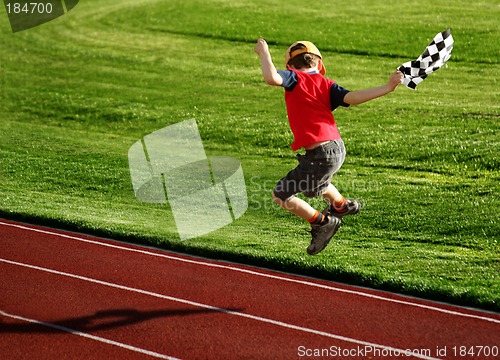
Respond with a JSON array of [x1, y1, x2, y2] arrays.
[[1, 0, 498, 310]]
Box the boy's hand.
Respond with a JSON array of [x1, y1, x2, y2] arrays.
[[254, 38, 270, 57], [254, 38, 283, 86], [387, 70, 404, 92]]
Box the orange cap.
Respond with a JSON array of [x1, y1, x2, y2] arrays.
[[285, 40, 326, 75]]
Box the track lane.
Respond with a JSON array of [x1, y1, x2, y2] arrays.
[[1, 258, 326, 359], [1, 258, 432, 359], [1, 219, 499, 359]]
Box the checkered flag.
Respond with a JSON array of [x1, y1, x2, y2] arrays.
[[398, 29, 454, 90]]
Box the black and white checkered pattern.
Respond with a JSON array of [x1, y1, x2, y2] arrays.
[[398, 29, 454, 90]]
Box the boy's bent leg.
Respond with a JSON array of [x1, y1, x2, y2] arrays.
[[321, 184, 361, 218], [321, 184, 344, 204], [272, 191, 341, 255], [272, 192, 317, 221]]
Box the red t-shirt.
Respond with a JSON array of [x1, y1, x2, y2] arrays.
[[278, 70, 350, 151]]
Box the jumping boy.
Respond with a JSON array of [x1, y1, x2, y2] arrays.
[[254, 38, 403, 255]]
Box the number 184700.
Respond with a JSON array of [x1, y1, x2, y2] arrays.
[[6, 2, 53, 14]]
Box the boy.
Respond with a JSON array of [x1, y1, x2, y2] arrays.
[[254, 38, 403, 255]]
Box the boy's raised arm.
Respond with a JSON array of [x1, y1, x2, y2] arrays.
[[254, 38, 283, 86], [344, 70, 403, 105]]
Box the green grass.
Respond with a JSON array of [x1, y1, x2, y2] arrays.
[[1, 0, 499, 311]]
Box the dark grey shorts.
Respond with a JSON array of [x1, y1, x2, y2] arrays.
[[273, 139, 346, 201]]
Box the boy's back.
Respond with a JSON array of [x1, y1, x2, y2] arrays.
[[279, 69, 345, 151]]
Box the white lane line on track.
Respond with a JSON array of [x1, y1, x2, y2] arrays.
[[1, 258, 439, 360], [0, 309, 180, 360], [2, 220, 499, 325]]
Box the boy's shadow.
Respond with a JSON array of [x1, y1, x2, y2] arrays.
[[2, 307, 244, 333]]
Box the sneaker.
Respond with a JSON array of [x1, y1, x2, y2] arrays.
[[307, 216, 341, 255], [323, 199, 361, 219]]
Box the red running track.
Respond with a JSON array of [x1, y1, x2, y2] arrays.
[[1, 219, 499, 359]]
